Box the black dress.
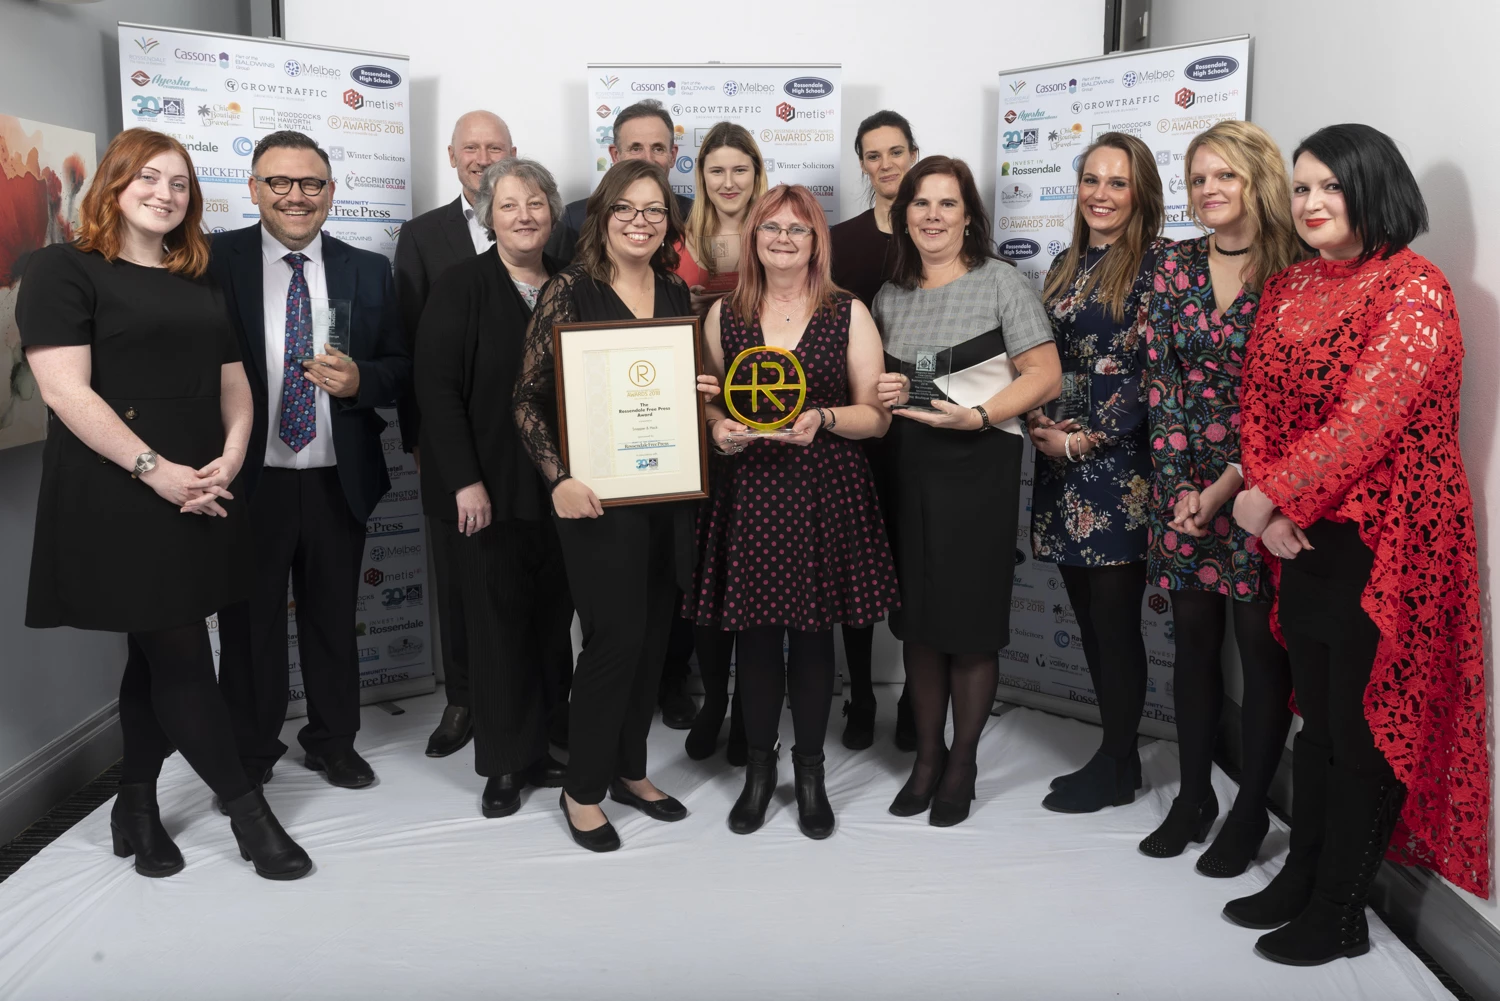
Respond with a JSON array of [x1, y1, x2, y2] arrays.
[[18, 243, 248, 632]]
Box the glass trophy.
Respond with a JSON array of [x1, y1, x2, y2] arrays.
[[304, 297, 352, 360], [891, 341, 951, 411], [1044, 370, 1089, 426]]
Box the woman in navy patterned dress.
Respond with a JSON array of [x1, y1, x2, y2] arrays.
[[1138, 121, 1304, 876], [689, 184, 898, 840]]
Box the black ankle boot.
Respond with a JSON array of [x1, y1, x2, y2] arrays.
[[1051, 746, 1143, 791], [1041, 750, 1136, 813], [726, 690, 748, 767], [729, 747, 777, 834], [893, 691, 917, 752], [792, 749, 835, 839], [889, 751, 947, 818], [1139, 789, 1218, 858], [224, 788, 313, 881], [1254, 769, 1405, 966], [1224, 733, 1329, 929], [684, 694, 728, 761], [110, 781, 183, 878], [840, 698, 876, 751], [1197, 808, 1270, 877]]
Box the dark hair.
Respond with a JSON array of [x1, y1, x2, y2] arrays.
[[613, 100, 675, 149], [1292, 123, 1428, 261], [889, 156, 994, 290], [576, 159, 682, 283], [252, 130, 331, 173], [854, 110, 917, 158]]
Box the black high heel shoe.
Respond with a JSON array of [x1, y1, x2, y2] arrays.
[[1139, 790, 1219, 858], [110, 781, 183, 878], [1197, 809, 1270, 877], [889, 752, 947, 818], [559, 791, 620, 853], [929, 763, 978, 828]]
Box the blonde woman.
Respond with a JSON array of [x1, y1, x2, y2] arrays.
[[676, 121, 768, 312]]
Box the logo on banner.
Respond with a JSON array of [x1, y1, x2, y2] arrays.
[[998, 183, 1032, 207], [1054, 630, 1072, 648], [383, 225, 402, 241], [1047, 124, 1085, 149], [784, 76, 834, 99], [135, 36, 160, 55], [999, 238, 1041, 261], [202, 197, 229, 213], [599, 74, 620, 88], [1034, 79, 1075, 95], [284, 58, 341, 79], [1039, 184, 1076, 201], [252, 106, 275, 129], [1155, 149, 1172, 166], [173, 47, 229, 67], [1185, 55, 1240, 81], [1048, 240, 1065, 256], [723, 80, 738, 96], [351, 64, 402, 88], [388, 637, 424, 661], [723, 80, 773, 97], [1148, 593, 1169, 614], [1175, 88, 1196, 109], [631, 82, 666, 92], [775, 102, 794, 122], [329, 145, 345, 160], [198, 101, 243, 126], [130, 71, 150, 87], [596, 104, 613, 119], [232, 136, 253, 155], [1007, 79, 1026, 95], [675, 155, 693, 173], [668, 80, 676, 95]]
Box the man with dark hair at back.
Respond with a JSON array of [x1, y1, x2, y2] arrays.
[[393, 110, 515, 758], [210, 131, 410, 796]]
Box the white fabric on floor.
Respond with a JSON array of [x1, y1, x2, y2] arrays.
[[0, 693, 1453, 1001]]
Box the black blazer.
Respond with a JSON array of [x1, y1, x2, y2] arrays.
[[209, 224, 412, 525], [414, 247, 557, 523], [394, 195, 480, 449]]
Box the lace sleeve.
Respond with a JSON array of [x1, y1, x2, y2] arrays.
[[1238, 276, 1283, 488], [1257, 270, 1455, 526], [1144, 250, 1195, 499], [512, 270, 580, 485]]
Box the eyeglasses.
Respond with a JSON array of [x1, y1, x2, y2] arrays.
[[609, 203, 668, 223], [757, 223, 813, 241], [255, 175, 330, 196]]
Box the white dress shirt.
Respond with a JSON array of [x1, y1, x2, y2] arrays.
[[459, 194, 493, 254], [261, 227, 337, 468]]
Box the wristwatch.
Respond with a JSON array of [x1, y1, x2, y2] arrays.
[[131, 450, 158, 479]]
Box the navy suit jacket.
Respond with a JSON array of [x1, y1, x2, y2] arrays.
[[209, 224, 412, 525]]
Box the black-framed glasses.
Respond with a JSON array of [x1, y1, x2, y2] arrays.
[[609, 203, 668, 223], [757, 222, 813, 241], [255, 175, 330, 196]]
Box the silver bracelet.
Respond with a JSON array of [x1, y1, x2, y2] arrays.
[[1064, 432, 1076, 462]]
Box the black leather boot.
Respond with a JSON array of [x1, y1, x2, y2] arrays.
[[792, 749, 835, 840], [1254, 768, 1406, 966], [110, 781, 183, 878], [840, 698, 876, 751], [728, 747, 777, 834], [1139, 789, 1218, 858], [1050, 745, 1142, 791], [1224, 733, 1329, 928], [1041, 750, 1136, 813], [224, 788, 313, 881]]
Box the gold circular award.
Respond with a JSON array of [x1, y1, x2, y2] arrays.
[[723, 345, 808, 433]]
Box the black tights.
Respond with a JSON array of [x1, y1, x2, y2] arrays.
[[1060, 562, 1147, 760], [736, 626, 834, 756], [841, 623, 875, 706], [903, 641, 997, 801], [118, 622, 253, 801], [1169, 591, 1292, 817]]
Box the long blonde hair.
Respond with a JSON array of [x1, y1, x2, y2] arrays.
[[683, 122, 767, 275], [1042, 132, 1163, 322], [1183, 120, 1305, 293]]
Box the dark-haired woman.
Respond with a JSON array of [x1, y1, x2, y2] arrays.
[[1028, 132, 1168, 815], [830, 109, 920, 752], [514, 159, 695, 853], [1137, 120, 1302, 876], [1229, 124, 1487, 966], [19, 128, 309, 879], [874, 156, 1060, 826]]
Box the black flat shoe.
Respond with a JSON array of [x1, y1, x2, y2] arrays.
[[840, 698, 876, 751], [1139, 790, 1219, 858], [729, 747, 777, 834], [482, 774, 522, 818], [425, 705, 472, 757], [1051, 746, 1142, 791], [560, 791, 620, 853], [792, 749, 835, 840], [224, 788, 313, 881], [214, 765, 274, 816], [893, 691, 917, 753], [889, 752, 946, 818], [1197, 809, 1270, 877], [684, 695, 728, 761], [1041, 751, 1136, 814], [111, 781, 183, 878], [304, 747, 375, 789], [524, 753, 567, 789], [658, 681, 697, 731], [929, 761, 977, 828], [608, 778, 687, 822]]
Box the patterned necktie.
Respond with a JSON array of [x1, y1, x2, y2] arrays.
[[278, 252, 317, 452]]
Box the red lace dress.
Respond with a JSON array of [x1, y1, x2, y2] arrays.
[[1240, 248, 1489, 897]]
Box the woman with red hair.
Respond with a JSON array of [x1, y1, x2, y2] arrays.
[[18, 128, 310, 880], [689, 183, 898, 839]]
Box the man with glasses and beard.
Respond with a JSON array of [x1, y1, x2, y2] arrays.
[[210, 131, 411, 797]]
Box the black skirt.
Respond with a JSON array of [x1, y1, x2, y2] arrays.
[[886, 420, 1022, 653]]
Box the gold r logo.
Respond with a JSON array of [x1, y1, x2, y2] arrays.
[[724, 345, 807, 432], [628, 360, 657, 387]]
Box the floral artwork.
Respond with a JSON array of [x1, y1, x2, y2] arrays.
[[0, 115, 94, 450]]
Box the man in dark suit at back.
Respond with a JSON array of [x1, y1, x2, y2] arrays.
[[211, 131, 411, 793], [393, 110, 515, 757]]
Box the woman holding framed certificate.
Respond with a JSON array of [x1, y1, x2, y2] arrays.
[[513, 159, 702, 853]]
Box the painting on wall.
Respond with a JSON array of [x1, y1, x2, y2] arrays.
[[0, 116, 95, 451]]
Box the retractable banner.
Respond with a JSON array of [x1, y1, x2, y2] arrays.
[[990, 37, 1252, 730], [118, 23, 433, 711]]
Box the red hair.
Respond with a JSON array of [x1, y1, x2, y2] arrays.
[[75, 128, 210, 277], [727, 184, 840, 319]]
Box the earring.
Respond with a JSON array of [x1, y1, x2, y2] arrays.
[[964, 226, 970, 236]]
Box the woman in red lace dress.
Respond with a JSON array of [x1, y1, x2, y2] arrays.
[[1231, 124, 1489, 966]]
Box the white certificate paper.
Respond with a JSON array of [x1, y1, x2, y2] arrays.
[[582, 347, 682, 479]]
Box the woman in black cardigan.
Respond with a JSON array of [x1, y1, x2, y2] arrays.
[[414, 158, 574, 819]]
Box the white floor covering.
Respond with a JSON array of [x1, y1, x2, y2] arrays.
[[0, 691, 1454, 1001]]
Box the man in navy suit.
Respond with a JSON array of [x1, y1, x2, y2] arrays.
[[211, 131, 411, 791]]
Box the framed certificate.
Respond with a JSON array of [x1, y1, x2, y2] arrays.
[[552, 317, 709, 506]]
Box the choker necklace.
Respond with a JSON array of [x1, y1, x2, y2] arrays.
[[1214, 241, 1251, 257]]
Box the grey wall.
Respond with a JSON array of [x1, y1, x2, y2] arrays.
[[0, 0, 254, 838]]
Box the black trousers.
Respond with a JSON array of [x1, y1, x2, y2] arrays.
[[218, 466, 366, 774], [554, 505, 679, 805], [430, 515, 470, 709], [451, 518, 574, 777], [1277, 520, 1392, 779]]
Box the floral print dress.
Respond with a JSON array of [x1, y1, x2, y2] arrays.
[[1142, 236, 1270, 599], [1030, 239, 1166, 566]]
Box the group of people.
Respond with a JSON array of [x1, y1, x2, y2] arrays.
[[16, 93, 1487, 969]]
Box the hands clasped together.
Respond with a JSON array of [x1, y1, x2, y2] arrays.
[[143, 450, 244, 519]]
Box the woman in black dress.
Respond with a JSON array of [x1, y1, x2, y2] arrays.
[[415, 158, 572, 819], [513, 159, 695, 852], [18, 129, 309, 880]]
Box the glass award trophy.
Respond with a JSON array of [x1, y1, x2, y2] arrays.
[[303, 297, 352, 360], [891, 341, 951, 410], [1044, 370, 1089, 426]]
